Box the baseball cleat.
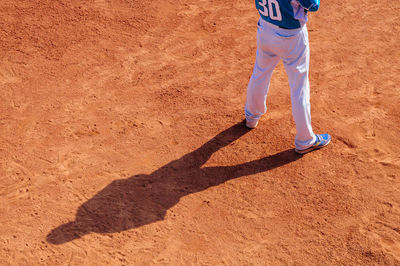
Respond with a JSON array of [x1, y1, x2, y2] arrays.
[[295, 133, 331, 154], [245, 119, 259, 129]]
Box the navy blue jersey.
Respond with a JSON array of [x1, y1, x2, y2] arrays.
[[255, 0, 320, 29]]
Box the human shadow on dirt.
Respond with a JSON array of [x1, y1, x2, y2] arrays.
[[47, 121, 302, 245]]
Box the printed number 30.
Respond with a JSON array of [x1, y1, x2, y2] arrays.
[[258, 0, 282, 21]]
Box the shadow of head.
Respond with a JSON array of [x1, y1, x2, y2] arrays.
[[46, 174, 170, 245], [46, 222, 87, 245]]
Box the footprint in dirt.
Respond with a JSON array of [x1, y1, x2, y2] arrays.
[[0, 64, 21, 85]]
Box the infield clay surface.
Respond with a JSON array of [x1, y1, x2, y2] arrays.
[[0, 0, 399, 264]]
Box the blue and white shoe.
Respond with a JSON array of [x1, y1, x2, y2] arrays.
[[295, 134, 331, 154], [245, 119, 259, 129]]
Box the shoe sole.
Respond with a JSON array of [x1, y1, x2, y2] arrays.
[[295, 138, 331, 154]]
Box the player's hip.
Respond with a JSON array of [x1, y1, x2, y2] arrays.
[[256, 19, 308, 57], [257, 17, 306, 38]]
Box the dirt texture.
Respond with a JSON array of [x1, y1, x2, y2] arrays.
[[1, 0, 400, 265]]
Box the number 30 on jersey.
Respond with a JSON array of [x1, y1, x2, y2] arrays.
[[258, 0, 282, 21]]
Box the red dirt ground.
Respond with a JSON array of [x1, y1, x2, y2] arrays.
[[1, 0, 399, 264]]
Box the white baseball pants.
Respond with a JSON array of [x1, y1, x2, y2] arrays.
[[245, 18, 316, 150]]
